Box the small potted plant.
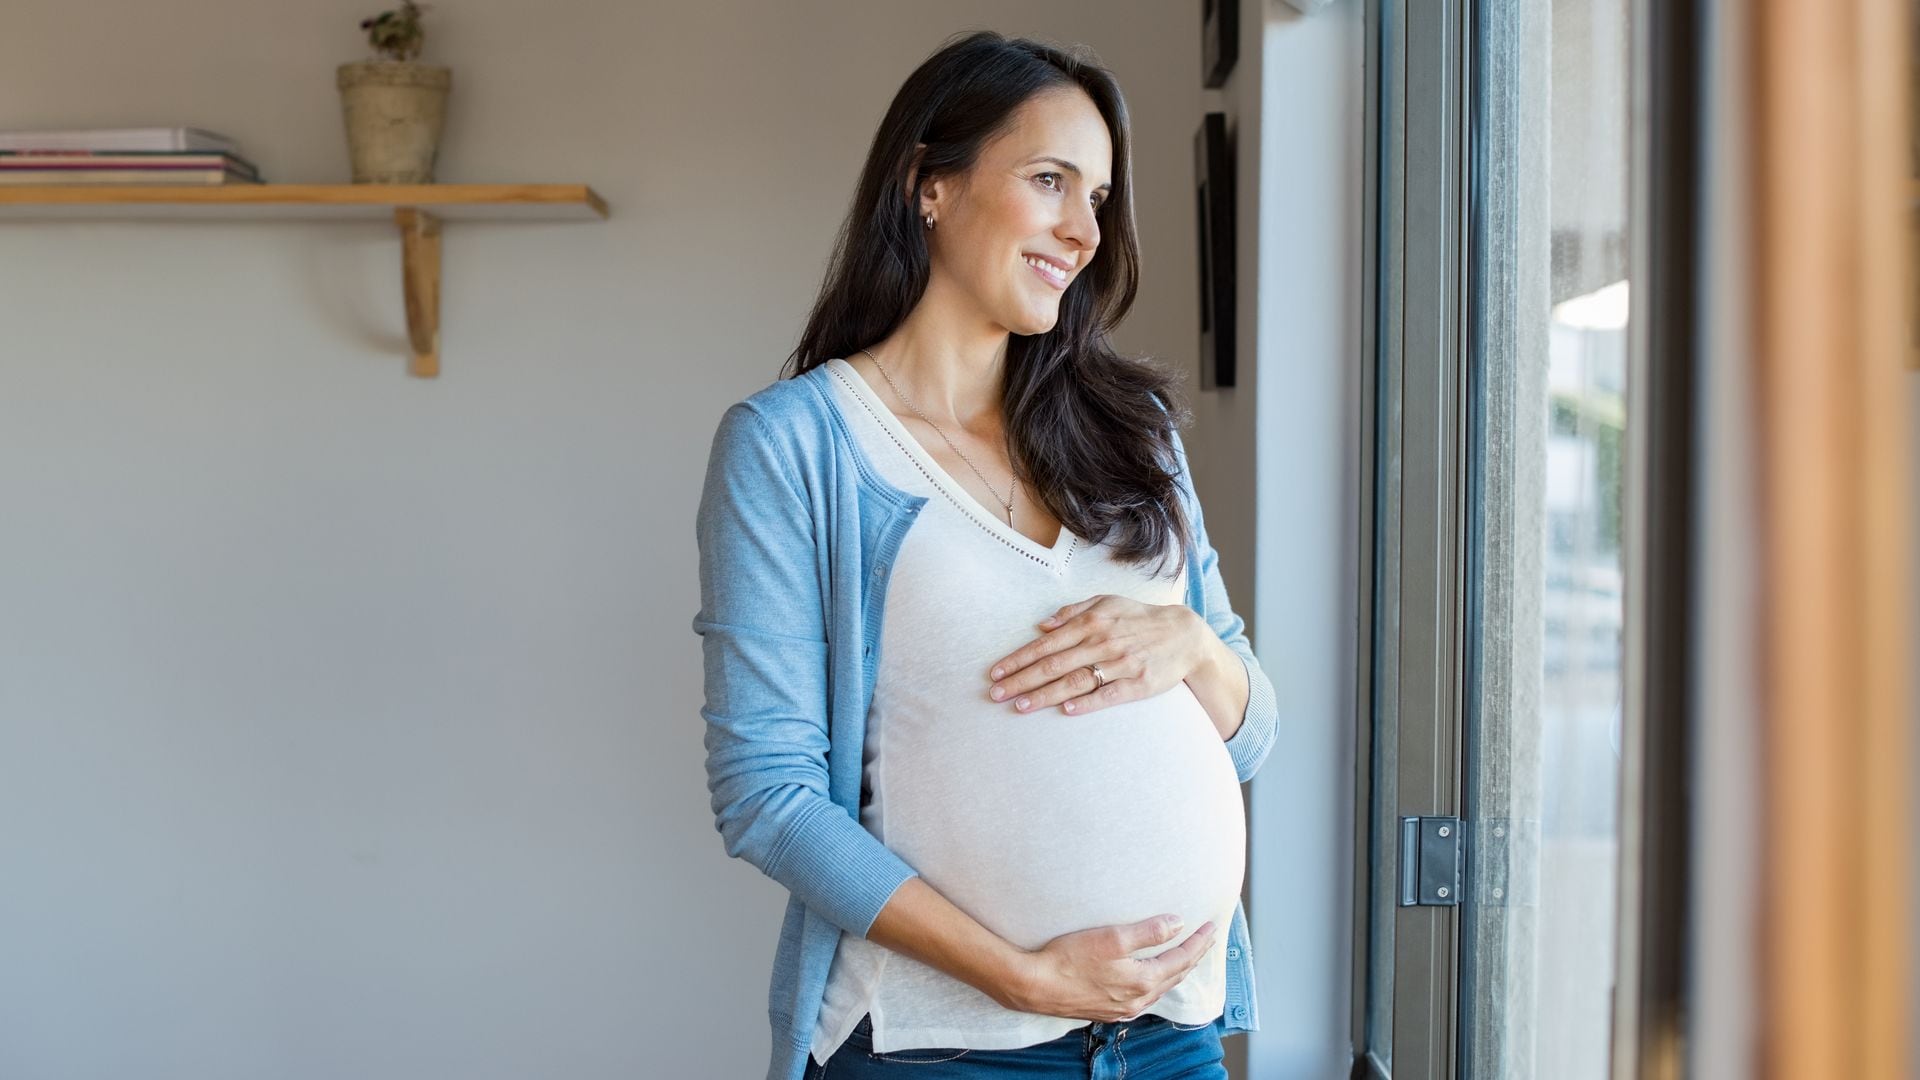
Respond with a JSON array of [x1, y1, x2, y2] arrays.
[[337, 1, 450, 183]]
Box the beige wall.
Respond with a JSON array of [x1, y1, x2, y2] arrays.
[[0, 1, 1364, 1077]]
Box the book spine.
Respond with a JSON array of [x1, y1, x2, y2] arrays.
[[0, 154, 260, 180], [0, 151, 257, 174], [0, 157, 258, 175], [0, 129, 240, 154], [0, 168, 260, 185]]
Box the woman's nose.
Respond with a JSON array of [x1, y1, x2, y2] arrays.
[[1058, 213, 1098, 254]]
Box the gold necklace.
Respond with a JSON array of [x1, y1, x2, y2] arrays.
[[859, 347, 1019, 527]]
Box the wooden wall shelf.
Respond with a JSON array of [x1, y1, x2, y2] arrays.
[[0, 183, 611, 377]]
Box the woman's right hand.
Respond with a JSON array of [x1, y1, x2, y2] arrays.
[[997, 915, 1219, 1023]]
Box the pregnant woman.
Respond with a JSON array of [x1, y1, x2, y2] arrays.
[[692, 31, 1279, 1080]]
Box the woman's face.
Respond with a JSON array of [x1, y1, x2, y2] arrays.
[[917, 88, 1113, 336]]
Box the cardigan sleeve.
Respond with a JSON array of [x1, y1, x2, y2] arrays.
[[1169, 426, 1280, 785], [692, 401, 919, 938]]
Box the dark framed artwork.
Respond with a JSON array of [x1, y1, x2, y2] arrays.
[[1202, 0, 1239, 88], [1194, 111, 1235, 389]]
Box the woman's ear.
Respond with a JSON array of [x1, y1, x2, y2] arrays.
[[904, 143, 955, 221]]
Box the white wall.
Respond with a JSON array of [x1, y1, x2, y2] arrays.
[[1242, 2, 1366, 1077], [0, 2, 1365, 1077]]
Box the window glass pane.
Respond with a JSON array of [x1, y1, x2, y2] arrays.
[[1466, 1, 1627, 1077]]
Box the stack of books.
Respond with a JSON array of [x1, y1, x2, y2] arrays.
[[0, 126, 264, 185]]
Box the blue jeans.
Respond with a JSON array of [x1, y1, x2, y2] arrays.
[[809, 1010, 1229, 1078]]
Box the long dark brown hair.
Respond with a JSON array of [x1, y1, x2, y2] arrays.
[[780, 30, 1194, 577]]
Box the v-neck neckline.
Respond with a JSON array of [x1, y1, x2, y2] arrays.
[[827, 357, 1077, 570]]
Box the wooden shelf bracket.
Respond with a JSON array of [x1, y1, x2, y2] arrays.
[[395, 207, 442, 378]]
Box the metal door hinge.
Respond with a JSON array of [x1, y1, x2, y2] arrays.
[[1477, 815, 1538, 909], [1399, 816, 1463, 906]]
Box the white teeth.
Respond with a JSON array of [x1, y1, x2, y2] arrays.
[[1024, 256, 1067, 283]]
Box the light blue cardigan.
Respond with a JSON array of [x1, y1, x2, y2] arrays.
[[692, 362, 1280, 1080]]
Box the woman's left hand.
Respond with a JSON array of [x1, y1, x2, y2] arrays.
[[984, 595, 1212, 716]]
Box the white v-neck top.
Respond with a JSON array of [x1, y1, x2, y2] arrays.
[[808, 358, 1247, 1063]]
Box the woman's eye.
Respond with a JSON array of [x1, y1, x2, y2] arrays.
[[1038, 172, 1105, 210]]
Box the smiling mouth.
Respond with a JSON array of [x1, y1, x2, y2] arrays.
[[1023, 255, 1069, 289]]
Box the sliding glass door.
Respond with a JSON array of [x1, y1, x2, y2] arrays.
[[1356, 1, 1641, 1076]]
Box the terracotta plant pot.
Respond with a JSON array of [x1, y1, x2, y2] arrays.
[[337, 60, 450, 183]]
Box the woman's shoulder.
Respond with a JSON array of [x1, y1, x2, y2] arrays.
[[731, 364, 832, 421], [706, 366, 841, 475]]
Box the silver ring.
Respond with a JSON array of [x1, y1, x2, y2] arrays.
[[1087, 663, 1108, 689]]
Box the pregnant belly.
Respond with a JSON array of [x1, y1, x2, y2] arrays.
[[872, 682, 1247, 958]]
